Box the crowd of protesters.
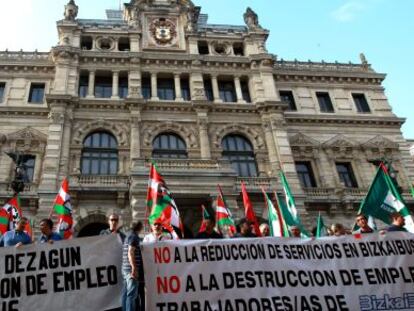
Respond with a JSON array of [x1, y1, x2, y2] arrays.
[[0, 211, 409, 311]]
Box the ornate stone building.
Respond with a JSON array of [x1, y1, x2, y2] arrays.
[[0, 0, 413, 236]]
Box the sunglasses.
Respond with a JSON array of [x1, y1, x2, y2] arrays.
[[110, 219, 119, 222]]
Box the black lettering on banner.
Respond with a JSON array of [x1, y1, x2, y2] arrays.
[[267, 244, 283, 259], [25, 274, 47, 296], [0, 277, 21, 299], [339, 269, 363, 286], [185, 275, 196, 292], [1, 300, 19, 311], [174, 248, 182, 263], [199, 274, 219, 291], [324, 295, 349, 311], [26, 252, 37, 272], [341, 243, 359, 258], [53, 271, 64, 293]]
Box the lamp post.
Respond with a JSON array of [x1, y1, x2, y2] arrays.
[[5, 151, 30, 195]]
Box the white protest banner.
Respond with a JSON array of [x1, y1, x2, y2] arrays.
[[0, 235, 122, 311], [142, 232, 414, 311]]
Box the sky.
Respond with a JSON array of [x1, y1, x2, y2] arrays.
[[0, 0, 412, 139]]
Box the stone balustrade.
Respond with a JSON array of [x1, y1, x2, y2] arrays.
[[0, 50, 50, 61]]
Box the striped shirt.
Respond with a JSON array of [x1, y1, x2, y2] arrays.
[[122, 231, 144, 280]]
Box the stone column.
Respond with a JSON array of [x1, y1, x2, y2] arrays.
[[151, 72, 158, 101], [111, 71, 119, 99], [211, 75, 221, 103], [234, 76, 245, 103], [174, 73, 183, 101], [197, 111, 211, 159], [130, 113, 142, 160], [59, 108, 74, 180], [87, 70, 95, 98], [262, 121, 279, 172]]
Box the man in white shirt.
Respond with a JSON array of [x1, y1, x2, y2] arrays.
[[143, 220, 172, 243]]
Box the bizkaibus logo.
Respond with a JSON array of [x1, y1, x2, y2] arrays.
[[359, 293, 414, 310]]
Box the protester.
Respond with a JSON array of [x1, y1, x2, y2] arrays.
[[353, 214, 374, 234], [331, 223, 346, 236], [38, 218, 62, 243], [100, 213, 126, 243], [386, 212, 406, 232], [233, 218, 257, 238], [0, 217, 32, 247], [259, 223, 270, 237], [196, 219, 223, 239], [121, 222, 144, 311], [143, 220, 172, 243], [290, 225, 301, 238]]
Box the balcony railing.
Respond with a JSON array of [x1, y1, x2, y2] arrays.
[[236, 177, 278, 191], [142, 158, 233, 171], [70, 175, 129, 190]]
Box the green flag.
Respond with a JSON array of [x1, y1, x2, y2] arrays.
[[315, 212, 328, 238], [410, 183, 414, 198], [262, 188, 289, 237], [358, 164, 414, 233]]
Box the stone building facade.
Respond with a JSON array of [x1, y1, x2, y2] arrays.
[[0, 0, 413, 236]]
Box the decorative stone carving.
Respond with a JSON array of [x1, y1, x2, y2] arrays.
[[48, 112, 65, 124], [243, 7, 262, 30], [72, 121, 130, 147], [6, 127, 47, 153], [141, 122, 199, 148], [211, 124, 266, 151], [149, 18, 177, 46], [64, 0, 78, 21], [289, 133, 320, 148], [322, 134, 355, 149], [363, 135, 399, 150]]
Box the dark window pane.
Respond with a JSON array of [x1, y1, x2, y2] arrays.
[[181, 79, 191, 101], [142, 77, 151, 99], [81, 132, 118, 175], [280, 90, 297, 111], [336, 162, 358, 188], [353, 93, 370, 113], [29, 83, 45, 103], [119, 77, 128, 99], [158, 78, 175, 100], [0, 82, 5, 103], [95, 76, 112, 98], [241, 80, 251, 103], [316, 92, 334, 113], [78, 76, 88, 98], [222, 135, 257, 177], [218, 81, 236, 102], [152, 133, 187, 159], [204, 79, 214, 101], [295, 162, 317, 188]]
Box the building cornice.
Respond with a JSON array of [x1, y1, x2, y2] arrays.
[[284, 114, 405, 127]]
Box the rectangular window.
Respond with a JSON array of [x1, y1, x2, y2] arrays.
[[353, 93, 371, 113], [142, 76, 151, 99], [23, 155, 36, 182], [280, 90, 297, 111], [0, 82, 5, 103], [198, 41, 209, 55], [204, 78, 213, 101], [119, 77, 128, 99], [218, 81, 236, 102], [295, 161, 317, 188], [95, 76, 112, 98], [157, 78, 175, 100], [28, 83, 45, 103], [78, 75, 88, 98], [336, 162, 358, 188], [316, 92, 334, 112], [241, 80, 251, 103], [181, 78, 191, 101]]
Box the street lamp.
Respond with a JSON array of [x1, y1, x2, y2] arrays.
[[4, 151, 30, 195]]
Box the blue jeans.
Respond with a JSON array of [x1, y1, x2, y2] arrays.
[[121, 273, 139, 311]]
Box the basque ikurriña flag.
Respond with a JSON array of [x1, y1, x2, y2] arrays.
[[215, 185, 236, 238], [53, 178, 73, 239], [3, 196, 22, 231], [0, 208, 10, 235], [199, 205, 211, 233], [146, 162, 183, 239]]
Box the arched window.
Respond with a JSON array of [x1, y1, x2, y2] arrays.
[[222, 134, 257, 177], [81, 132, 118, 175], [152, 133, 188, 159]]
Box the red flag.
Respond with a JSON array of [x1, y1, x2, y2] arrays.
[[241, 182, 262, 237], [199, 205, 211, 233], [0, 208, 9, 235], [52, 178, 73, 239]]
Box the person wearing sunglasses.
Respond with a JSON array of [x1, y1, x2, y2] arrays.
[[100, 213, 126, 243]]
